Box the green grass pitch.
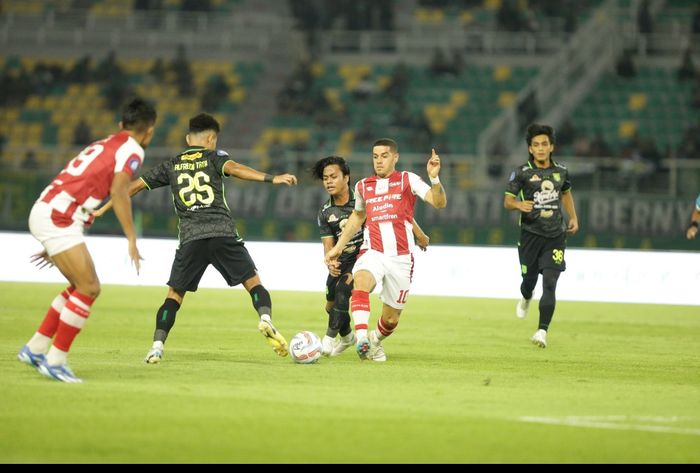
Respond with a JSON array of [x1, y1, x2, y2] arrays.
[[1, 282, 699, 463]]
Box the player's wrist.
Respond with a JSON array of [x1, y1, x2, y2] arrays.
[[691, 221, 699, 229], [429, 175, 440, 185], [264, 174, 274, 183]]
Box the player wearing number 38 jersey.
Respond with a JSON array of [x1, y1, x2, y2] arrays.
[[95, 113, 297, 364]]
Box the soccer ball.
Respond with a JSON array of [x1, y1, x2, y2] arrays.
[[289, 331, 322, 364]]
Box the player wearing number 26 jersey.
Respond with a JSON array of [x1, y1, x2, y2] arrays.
[[95, 113, 298, 364], [19, 98, 157, 383]]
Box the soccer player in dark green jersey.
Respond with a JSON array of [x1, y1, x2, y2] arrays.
[[504, 124, 579, 348], [96, 113, 297, 362]]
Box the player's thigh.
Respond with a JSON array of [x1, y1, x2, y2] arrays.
[[379, 254, 413, 310], [537, 234, 567, 272], [167, 240, 210, 292], [51, 243, 99, 291], [518, 231, 542, 276], [352, 251, 382, 292], [209, 238, 258, 287]]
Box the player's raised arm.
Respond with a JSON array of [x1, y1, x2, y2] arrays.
[[223, 161, 297, 186], [422, 148, 447, 209]]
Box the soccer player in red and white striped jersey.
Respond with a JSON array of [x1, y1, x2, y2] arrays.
[[324, 138, 446, 361], [17, 98, 157, 383]]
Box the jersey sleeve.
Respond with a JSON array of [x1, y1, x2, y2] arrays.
[[505, 167, 522, 197], [140, 161, 170, 190], [212, 149, 233, 176], [407, 172, 431, 201], [318, 208, 333, 238], [354, 181, 365, 211], [114, 139, 145, 177]]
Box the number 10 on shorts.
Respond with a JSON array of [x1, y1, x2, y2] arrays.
[[396, 290, 409, 304]]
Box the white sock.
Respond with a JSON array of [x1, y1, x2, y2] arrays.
[[46, 345, 68, 366], [27, 333, 52, 354], [260, 314, 272, 324], [152, 341, 164, 350], [353, 309, 370, 341]]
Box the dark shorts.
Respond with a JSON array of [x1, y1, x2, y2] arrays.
[[325, 259, 356, 302], [168, 237, 257, 292], [518, 230, 566, 277]]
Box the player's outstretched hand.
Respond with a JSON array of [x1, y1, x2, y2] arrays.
[[128, 240, 143, 275], [30, 250, 54, 270], [427, 148, 441, 178], [273, 174, 298, 186]]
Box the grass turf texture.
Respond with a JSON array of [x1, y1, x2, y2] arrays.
[[1, 282, 699, 463]]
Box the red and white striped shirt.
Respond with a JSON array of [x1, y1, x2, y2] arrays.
[[38, 131, 144, 226], [355, 170, 431, 256]]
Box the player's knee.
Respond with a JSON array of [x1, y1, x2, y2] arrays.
[[335, 274, 353, 310], [542, 270, 560, 293], [79, 281, 101, 299]]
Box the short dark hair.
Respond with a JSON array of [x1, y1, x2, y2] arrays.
[[372, 138, 398, 153], [311, 156, 350, 180], [121, 97, 157, 133], [526, 124, 555, 146], [189, 113, 220, 134]]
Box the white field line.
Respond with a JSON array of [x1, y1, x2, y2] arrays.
[[518, 416, 700, 436]]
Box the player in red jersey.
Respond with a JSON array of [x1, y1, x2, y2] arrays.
[[325, 138, 446, 361], [17, 98, 157, 383]]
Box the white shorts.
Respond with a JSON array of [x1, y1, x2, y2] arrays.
[[352, 249, 414, 310], [28, 201, 86, 256]]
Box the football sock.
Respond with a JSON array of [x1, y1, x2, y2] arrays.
[[28, 286, 74, 354], [539, 269, 561, 330], [250, 285, 272, 317], [351, 289, 370, 340], [334, 275, 353, 337], [376, 317, 397, 341], [328, 307, 351, 338], [49, 291, 94, 365], [154, 298, 180, 343]]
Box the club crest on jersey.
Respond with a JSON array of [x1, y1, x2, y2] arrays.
[[552, 172, 560, 182], [529, 174, 541, 182], [375, 179, 389, 195], [328, 214, 338, 222]]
